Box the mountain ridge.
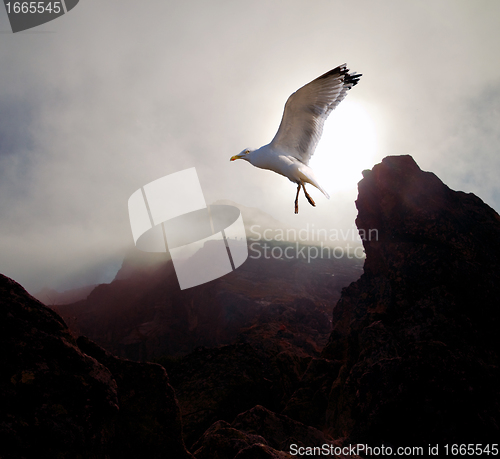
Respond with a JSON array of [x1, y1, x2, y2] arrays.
[[2, 154, 499, 457]]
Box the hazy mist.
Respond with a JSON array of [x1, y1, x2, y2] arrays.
[[1, 0, 499, 293]]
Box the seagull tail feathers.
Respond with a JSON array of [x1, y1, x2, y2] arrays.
[[310, 179, 330, 199], [318, 185, 330, 200]]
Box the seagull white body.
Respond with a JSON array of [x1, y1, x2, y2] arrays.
[[231, 63, 361, 213], [246, 144, 329, 197]]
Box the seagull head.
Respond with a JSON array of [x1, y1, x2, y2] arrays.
[[230, 149, 252, 162]]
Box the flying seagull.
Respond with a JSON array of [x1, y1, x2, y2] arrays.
[[230, 64, 362, 214]]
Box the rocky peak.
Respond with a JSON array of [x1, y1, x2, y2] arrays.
[[320, 155, 500, 445], [357, 155, 500, 278]]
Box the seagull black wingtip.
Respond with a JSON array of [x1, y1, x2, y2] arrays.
[[346, 72, 362, 86]]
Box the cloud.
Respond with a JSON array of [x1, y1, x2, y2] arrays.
[[1, 0, 500, 292]]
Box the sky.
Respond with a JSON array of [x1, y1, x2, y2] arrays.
[[1, 0, 499, 293]]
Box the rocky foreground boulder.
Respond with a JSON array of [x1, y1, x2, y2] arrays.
[[289, 155, 499, 446], [0, 273, 192, 459], [191, 405, 337, 459]]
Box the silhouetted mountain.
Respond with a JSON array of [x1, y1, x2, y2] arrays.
[[33, 284, 97, 305], [3, 155, 498, 458], [0, 273, 192, 459], [285, 155, 500, 448], [54, 242, 362, 362]]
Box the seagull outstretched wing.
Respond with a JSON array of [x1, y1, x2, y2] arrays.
[[270, 64, 361, 164]]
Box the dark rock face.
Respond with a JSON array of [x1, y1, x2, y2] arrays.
[[163, 297, 337, 449], [77, 336, 192, 459], [165, 344, 273, 448], [191, 420, 269, 459], [233, 444, 292, 459], [321, 155, 500, 445], [192, 405, 336, 459], [282, 357, 342, 429], [231, 405, 331, 453], [0, 273, 192, 458]]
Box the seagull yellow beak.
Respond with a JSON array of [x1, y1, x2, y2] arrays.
[[230, 155, 240, 161]]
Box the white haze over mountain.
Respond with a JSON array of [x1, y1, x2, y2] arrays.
[[0, 0, 499, 293]]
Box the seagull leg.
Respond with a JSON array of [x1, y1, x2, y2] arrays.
[[302, 183, 316, 207], [295, 183, 301, 214]]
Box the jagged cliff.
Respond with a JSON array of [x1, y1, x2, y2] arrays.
[[287, 155, 500, 446]]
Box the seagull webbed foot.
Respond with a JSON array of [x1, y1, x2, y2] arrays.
[[302, 183, 316, 207], [295, 183, 300, 214]]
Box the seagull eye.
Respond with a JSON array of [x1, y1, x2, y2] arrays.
[[245, 150, 249, 154]]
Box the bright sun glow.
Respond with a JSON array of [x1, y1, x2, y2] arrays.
[[308, 101, 378, 194]]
